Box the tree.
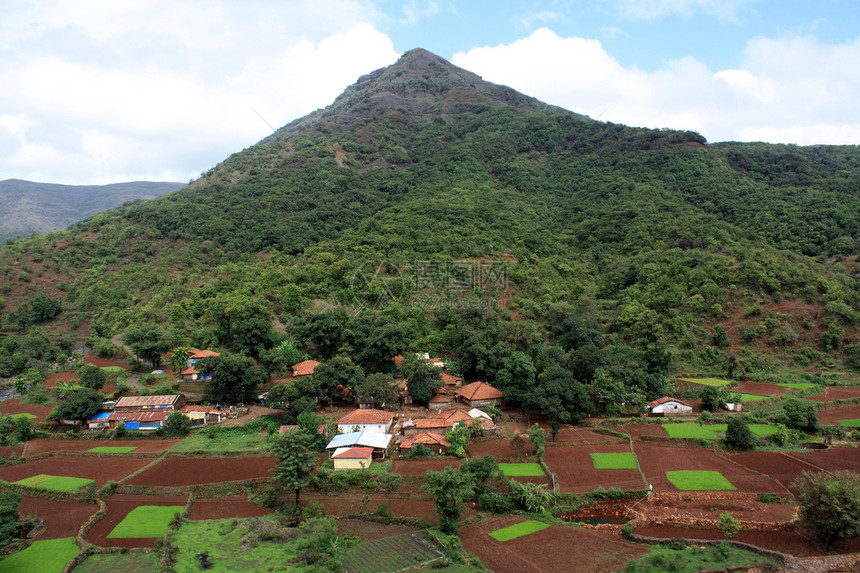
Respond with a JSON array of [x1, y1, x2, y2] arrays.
[[422, 466, 475, 534], [445, 424, 471, 458], [353, 373, 398, 409], [310, 355, 364, 402], [171, 346, 191, 373], [790, 470, 860, 550], [460, 455, 505, 499], [78, 363, 107, 390], [377, 471, 403, 502], [122, 322, 170, 368], [198, 353, 266, 404], [0, 490, 21, 548], [783, 397, 818, 432], [700, 385, 728, 412], [49, 387, 103, 424], [399, 353, 442, 406], [528, 424, 547, 460], [164, 411, 192, 436], [270, 430, 317, 506], [724, 418, 755, 450]]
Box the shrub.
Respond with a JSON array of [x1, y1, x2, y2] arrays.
[[477, 492, 515, 514], [719, 512, 741, 538], [725, 418, 755, 450], [757, 493, 781, 504]]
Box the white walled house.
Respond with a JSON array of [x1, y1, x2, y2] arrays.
[[335, 409, 396, 434], [647, 396, 693, 415]]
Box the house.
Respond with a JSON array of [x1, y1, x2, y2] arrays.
[[429, 390, 453, 411], [394, 378, 412, 406], [402, 409, 474, 436], [325, 431, 393, 459], [393, 353, 446, 369], [87, 412, 111, 429], [180, 405, 227, 425], [440, 372, 462, 389], [181, 349, 220, 381], [292, 360, 320, 378], [107, 410, 169, 430], [725, 402, 743, 412], [455, 381, 503, 408], [399, 431, 450, 455], [336, 409, 396, 434], [114, 395, 186, 412], [648, 396, 693, 415], [331, 447, 374, 471]]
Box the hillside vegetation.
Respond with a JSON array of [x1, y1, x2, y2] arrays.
[[1, 49, 859, 424]]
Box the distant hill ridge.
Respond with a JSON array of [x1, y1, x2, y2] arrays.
[[0, 178, 184, 242]]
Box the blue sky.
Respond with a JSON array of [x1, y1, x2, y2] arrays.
[[0, 0, 858, 184]]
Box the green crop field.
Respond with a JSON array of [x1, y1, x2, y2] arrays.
[[749, 424, 779, 436], [100, 366, 125, 373], [13, 474, 94, 492], [837, 419, 860, 427], [10, 412, 37, 420], [662, 423, 722, 440], [738, 393, 767, 402], [666, 470, 736, 491], [679, 378, 732, 387], [342, 530, 444, 573], [170, 430, 270, 453], [777, 382, 818, 390], [172, 517, 304, 572], [0, 537, 79, 573], [107, 506, 184, 538], [488, 520, 551, 542], [86, 446, 137, 453], [590, 452, 638, 470], [497, 463, 545, 477], [73, 552, 159, 573]]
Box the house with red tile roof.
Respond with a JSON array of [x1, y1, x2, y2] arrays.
[[181, 348, 220, 381], [331, 446, 374, 471], [399, 431, 450, 455], [335, 408, 396, 434], [292, 360, 320, 378], [455, 381, 504, 408]]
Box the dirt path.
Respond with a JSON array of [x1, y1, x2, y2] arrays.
[[220, 405, 284, 426]]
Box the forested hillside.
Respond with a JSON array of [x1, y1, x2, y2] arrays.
[[0, 179, 184, 242], [1, 49, 858, 424]]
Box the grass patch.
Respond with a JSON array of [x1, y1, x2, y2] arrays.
[[13, 474, 95, 492], [777, 382, 818, 390], [662, 423, 722, 440], [837, 419, 860, 427], [86, 446, 137, 453], [342, 530, 444, 573], [488, 520, 551, 542], [100, 366, 125, 373], [749, 424, 779, 437], [738, 393, 768, 402], [107, 506, 183, 538], [590, 452, 638, 470], [679, 378, 732, 387], [170, 429, 270, 453], [172, 516, 304, 572], [73, 552, 159, 573], [666, 470, 736, 491], [622, 543, 781, 572], [497, 463, 545, 477], [10, 412, 37, 420], [0, 537, 79, 573]]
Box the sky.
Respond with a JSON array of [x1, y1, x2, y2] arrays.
[[1, 0, 858, 185]]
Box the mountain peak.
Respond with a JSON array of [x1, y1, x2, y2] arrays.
[[263, 48, 548, 142]]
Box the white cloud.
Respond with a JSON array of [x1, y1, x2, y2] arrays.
[[453, 28, 860, 145], [613, 0, 756, 21]]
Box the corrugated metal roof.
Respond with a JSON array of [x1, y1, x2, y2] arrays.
[[325, 431, 393, 450], [115, 395, 181, 408]]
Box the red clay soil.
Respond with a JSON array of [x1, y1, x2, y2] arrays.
[[467, 438, 535, 460], [732, 382, 790, 396], [83, 357, 130, 370], [19, 495, 98, 539], [188, 497, 272, 520], [807, 387, 860, 402], [727, 451, 820, 488], [618, 424, 668, 439], [632, 443, 785, 493], [336, 519, 416, 542], [819, 404, 860, 425], [0, 455, 152, 487], [25, 438, 183, 456], [531, 422, 627, 445], [86, 494, 187, 549], [390, 458, 460, 477], [636, 494, 795, 524], [0, 398, 55, 423], [634, 525, 860, 557], [544, 444, 645, 493], [460, 514, 649, 573], [0, 445, 25, 458], [790, 446, 860, 473], [43, 372, 78, 388], [126, 457, 275, 487]]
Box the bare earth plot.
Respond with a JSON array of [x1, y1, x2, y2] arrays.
[[125, 457, 275, 486], [806, 387, 860, 402], [818, 404, 860, 425], [0, 455, 151, 487], [86, 494, 188, 549], [726, 451, 820, 488], [390, 458, 460, 477], [545, 444, 645, 493], [188, 496, 273, 520], [19, 495, 98, 539], [25, 438, 182, 456]]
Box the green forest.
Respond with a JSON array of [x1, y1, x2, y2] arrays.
[[1, 49, 858, 426]]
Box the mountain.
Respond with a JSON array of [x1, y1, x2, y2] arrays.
[[1, 48, 859, 395], [0, 179, 184, 242]]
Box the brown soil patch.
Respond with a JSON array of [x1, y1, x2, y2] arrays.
[[732, 382, 789, 396], [632, 443, 785, 493], [807, 387, 860, 402], [636, 493, 795, 524], [126, 457, 275, 487], [0, 398, 55, 423], [336, 518, 416, 542], [460, 515, 649, 573], [0, 455, 151, 487], [19, 495, 98, 539], [618, 424, 668, 439], [545, 444, 645, 493], [43, 373, 78, 388], [188, 497, 272, 520], [634, 525, 860, 557], [727, 451, 818, 488], [0, 445, 25, 458], [25, 438, 183, 456], [390, 458, 460, 477], [819, 404, 860, 425], [467, 438, 535, 460], [790, 446, 860, 473], [86, 494, 187, 548]]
